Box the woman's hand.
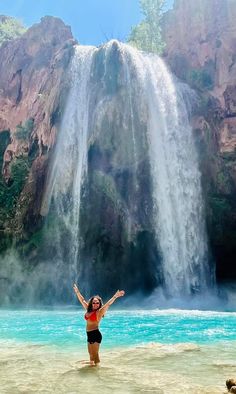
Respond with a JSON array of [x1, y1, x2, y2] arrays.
[[114, 290, 125, 298], [73, 284, 88, 309], [73, 283, 79, 294]]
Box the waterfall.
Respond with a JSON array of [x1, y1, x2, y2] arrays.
[[140, 56, 211, 296], [42, 40, 213, 300], [42, 46, 97, 290]]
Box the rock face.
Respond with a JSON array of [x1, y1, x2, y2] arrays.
[[163, 0, 236, 152], [0, 16, 74, 147], [163, 0, 236, 282], [0, 16, 75, 240]]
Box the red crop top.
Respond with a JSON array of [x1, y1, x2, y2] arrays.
[[84, 311, 97, 321]]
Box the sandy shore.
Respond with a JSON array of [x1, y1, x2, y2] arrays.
[[0, 340, 234, 393]]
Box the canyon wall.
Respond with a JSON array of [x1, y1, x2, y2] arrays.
[[163, 0, 236, 282], [0, 17, 75, 250]]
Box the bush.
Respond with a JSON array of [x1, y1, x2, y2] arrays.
[[0, 157, 30, 215], [187, 69, 214, 91], [0, 16, 26, 46], [0, 130, 10, 168]]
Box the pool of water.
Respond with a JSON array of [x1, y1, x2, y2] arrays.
[[0, 308, 235, 393], [0, 308, 235, 348]]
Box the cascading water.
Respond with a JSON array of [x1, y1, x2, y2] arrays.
[[42, 47, 97, 295], [141, 56, 212, 296], [43, 40, 214, 300]]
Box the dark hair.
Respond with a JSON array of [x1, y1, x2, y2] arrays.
[[87, 295, 103, 312]]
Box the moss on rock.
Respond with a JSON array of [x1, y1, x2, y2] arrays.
[[15, 118, 34, 141], [187, 68, 214, 92]]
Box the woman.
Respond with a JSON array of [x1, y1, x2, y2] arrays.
[[73, 283, 125, 366]]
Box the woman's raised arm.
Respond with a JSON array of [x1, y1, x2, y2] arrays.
[[73, 284, 88, 310], [98, 290, 125, 318]]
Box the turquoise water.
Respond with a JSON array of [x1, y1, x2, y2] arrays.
[[0, 308, 236, 348], [1, 309, 236, 393]]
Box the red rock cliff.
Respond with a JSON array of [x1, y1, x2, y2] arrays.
[[0, 16, 75, 176], [0, 16, 76, 237], [163, 0, 236, 153]]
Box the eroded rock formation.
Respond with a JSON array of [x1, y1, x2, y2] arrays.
[[0, 16, 76, 242]]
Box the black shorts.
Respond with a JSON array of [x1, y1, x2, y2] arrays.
[[87, 329, 102, 344]]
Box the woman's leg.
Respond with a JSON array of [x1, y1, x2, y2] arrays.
[[87, 343, 100, 365], [93, 343, 100, 364], [87, 343, 95, 365]]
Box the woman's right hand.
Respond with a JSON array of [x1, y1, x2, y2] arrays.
[[73, 283, 79, 293]]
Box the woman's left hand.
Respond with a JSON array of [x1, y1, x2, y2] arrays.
[[115, 290, 125, 298], [73, 283, 79, 293]]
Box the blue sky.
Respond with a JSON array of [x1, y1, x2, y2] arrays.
[[0, 0, 174, 46]]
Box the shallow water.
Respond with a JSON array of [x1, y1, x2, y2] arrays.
[[0, 309, 235, 393]]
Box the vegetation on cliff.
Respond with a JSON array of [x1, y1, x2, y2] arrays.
[[187, 68, 214, 92], [0, 120, 35, 253], [0, 15, 26, 46], [0, 155, 30, 253], [15, 119, 34, 141], [127, 0, 165, 54], [0, 156, 30, 219]]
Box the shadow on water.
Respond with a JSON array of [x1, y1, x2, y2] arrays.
[[74, 362, 113, 373], [61, 366, 96, 376]]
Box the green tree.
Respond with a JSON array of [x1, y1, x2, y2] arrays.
[[0, 15, 26, 46], [128, 0, 165, 54]]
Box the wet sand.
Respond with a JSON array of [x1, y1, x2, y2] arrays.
[[0, 340, 234, 393]]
